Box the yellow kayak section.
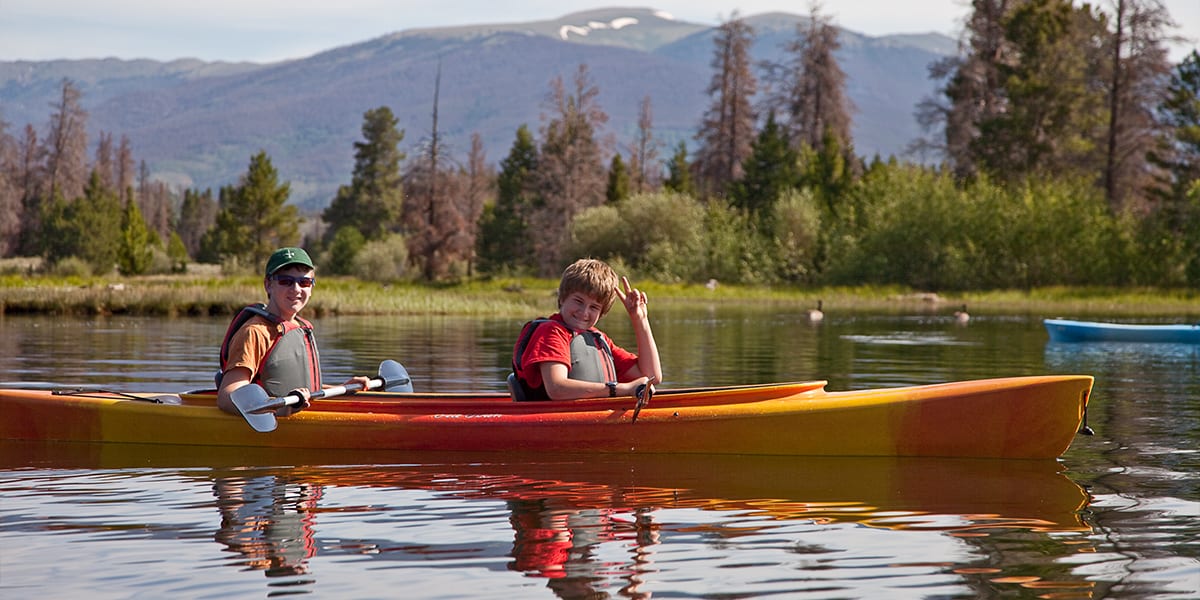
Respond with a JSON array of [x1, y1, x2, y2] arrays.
[[0, 375, 1093, 459]]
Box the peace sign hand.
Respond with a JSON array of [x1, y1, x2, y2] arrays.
[[616, 276, 648, 321]]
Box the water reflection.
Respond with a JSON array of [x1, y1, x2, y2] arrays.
[[2, 442, 1095, 598], [213, 473, 322, 577]]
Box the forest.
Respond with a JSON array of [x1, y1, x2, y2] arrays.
[[0, 0, 1197, 291]]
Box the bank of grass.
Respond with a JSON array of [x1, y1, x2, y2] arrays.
[[0, 265, 1197, 318]]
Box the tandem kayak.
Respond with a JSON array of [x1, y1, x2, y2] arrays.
[[1044, 318, 1200, 343], [0, 375, 1093, 459]]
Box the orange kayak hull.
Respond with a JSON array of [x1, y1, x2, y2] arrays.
[[0, 376, 1093, 459]]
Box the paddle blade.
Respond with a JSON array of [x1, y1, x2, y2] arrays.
[[229, 383, 282, 432], [379, 360, 413, 392]]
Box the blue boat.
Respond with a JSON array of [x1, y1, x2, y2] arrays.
[[1043, 318, 1200, 344]]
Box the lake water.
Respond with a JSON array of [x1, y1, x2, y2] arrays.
[[1, 306, 1197, 598]]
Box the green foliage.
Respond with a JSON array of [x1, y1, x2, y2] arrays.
[[323, 106, 406, 241], [1150, 50, 1200, 204], [569, 192, 706, 282], [351, 233, 411, 282], [771, 188, 823, 283], [117, 198, 155, 275], [39, 173, 123, 274], [326, 226, 367, 275], [973, 0, 1105, 182], [478, 125, 538, 274], [606, 153, 631, 204], [699, 203, 778, 285], [166, 232, 189, 273], [663, 141, 696, 197], [822, 163, 1129, 290], [729, 112, 798, 219], [210, 152, 298, 269]]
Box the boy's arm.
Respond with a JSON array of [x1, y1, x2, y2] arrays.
[[617, 276, 663, 385], [540, 362, 645, 399]]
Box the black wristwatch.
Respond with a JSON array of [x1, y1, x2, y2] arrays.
[[606, 382, 617, 397]]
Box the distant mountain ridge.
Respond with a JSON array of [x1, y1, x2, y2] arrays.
[[0, 7, 956, 210]]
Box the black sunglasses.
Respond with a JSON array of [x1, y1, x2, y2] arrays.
[[272, 275, 315, 288]]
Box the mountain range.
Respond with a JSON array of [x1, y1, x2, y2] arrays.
[[0, 8, 957, 210]]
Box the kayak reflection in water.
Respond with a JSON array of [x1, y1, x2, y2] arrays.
[[212, 474, 323, 576], [507, 499, 658, 599]]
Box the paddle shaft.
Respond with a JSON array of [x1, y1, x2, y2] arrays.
[[263, 377, 384, 412]]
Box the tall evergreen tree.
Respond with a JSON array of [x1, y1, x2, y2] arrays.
[[974, 0, 1107, 182], [0, 120, 20, 257], [118, 196, 154, 275], [324, 106, 405, 241], [693, 13, 757, 200], [1102, 0, 1175, 211], [1150, 50, 1200, 206], [177, 188, 218, 259], [43, 78, 89, 202], [478, 125, 538, 274], [776, 3, 854, 152], [211, 151, 298, 269], [663, 141, 696, 197], [606, 153, 631, 204], [729, 112, 798, 219], [40, 171, 122, 272], [914, 0, 1017, 179], [533, 64, 610, 275], [629, 95, 661, 193]]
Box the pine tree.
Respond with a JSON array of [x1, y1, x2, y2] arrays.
[[693, 14, 757, 199], [532, 64, 610, 275], [606, 153, 631, 204], [0, 120, 20, 257], [43, 78, 89, 201], [913, 0, 1016, 179], [1102, 0, 1175, 211], [177, 188, 218, 258], [629, 95, 661, 193], [118, 196, 154, 275], [776, 4, 853, 152], [478, 125, 539, 274], [1150, 50, 1200, 205], [211, 151, 298, 270], [973, 0, 1107, 182], [324, 106, 405, 242], [40, 171, 122, 272], [729, 112, 797, 219], [663, 141, 696, 197]]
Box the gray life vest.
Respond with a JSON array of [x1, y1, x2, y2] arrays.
[[218, 304, 321, 396], [511, 318, 617, 401]]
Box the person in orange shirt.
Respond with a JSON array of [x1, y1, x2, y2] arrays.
[[216, 247, 369, 416]]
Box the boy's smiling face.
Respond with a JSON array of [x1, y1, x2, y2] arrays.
[[560, 291, 605, 330]]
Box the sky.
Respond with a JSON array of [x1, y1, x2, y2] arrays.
[[1, 0, 1197, 63]]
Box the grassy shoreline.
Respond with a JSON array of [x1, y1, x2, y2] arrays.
[[1, 270, 1197, 318]]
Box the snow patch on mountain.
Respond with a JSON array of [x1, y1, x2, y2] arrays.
[[559, 16, 640, 40]]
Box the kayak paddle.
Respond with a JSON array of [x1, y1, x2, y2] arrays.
[[631, 381, 654, 423], [232, 359, 413, 432]]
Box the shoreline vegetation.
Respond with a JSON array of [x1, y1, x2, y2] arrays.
[[0, 262, 1196, 319]]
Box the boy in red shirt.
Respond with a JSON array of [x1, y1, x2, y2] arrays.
[[512, 258, 662, 400]]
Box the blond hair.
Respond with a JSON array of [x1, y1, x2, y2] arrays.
[[557, 259, 619, 316]]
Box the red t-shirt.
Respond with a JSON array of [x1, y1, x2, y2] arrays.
[[515, 313, 639, 391]]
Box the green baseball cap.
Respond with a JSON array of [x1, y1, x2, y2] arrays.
[[265, 247, 314, 276]]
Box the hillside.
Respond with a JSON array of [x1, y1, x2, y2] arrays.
[[0, 8, 955, 210]]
